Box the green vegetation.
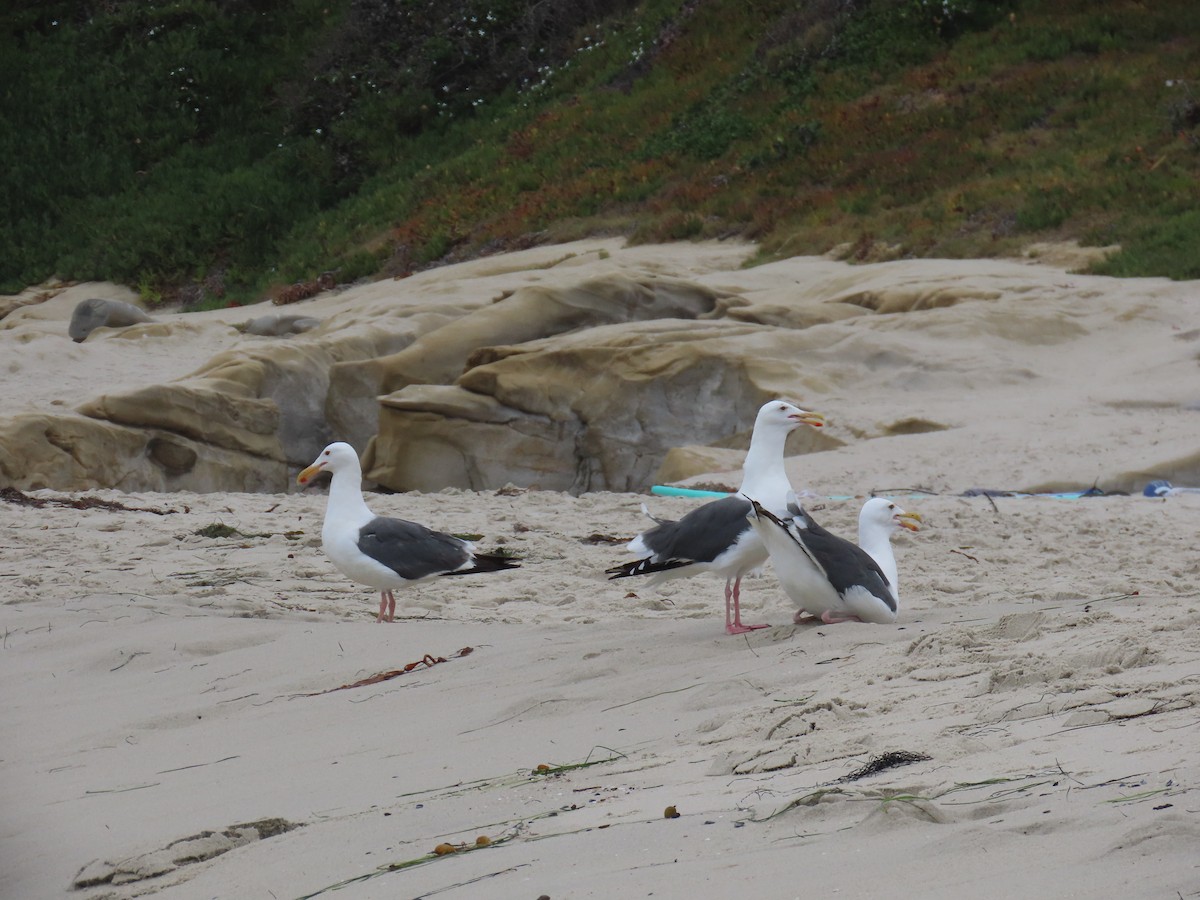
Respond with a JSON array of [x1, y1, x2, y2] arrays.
[[2, 0, 1198, 306]]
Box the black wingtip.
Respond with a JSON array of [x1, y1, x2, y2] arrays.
[[440, 553, 521, 577], [478, 553, 522, 571], [606, 557, 692, 580]]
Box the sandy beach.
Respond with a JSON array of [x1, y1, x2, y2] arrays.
[[2, 241, 1198, 899]]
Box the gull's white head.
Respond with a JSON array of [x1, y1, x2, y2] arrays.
[[297, 441, 361, 486], [860, 497, 921, 533], [753, 399, 825, 434]]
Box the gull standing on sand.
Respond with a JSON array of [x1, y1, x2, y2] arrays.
[[606, 400, 825, 634], [298, 442, 519, 622], [746, 496, 920, 625]]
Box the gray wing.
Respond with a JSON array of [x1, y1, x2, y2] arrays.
[[356, 516, 471, 580], [793, 507, 895, 612], [637, 495, 753, 564]]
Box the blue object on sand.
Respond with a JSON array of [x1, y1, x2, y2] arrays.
[[650, 485, 730, 499], [652, 484, 1136, 501], [963, 487, 1109, 499], [651, 485, 900, 502], [1144, 480, 1174, 497], [1142, 480, 1200, 497]]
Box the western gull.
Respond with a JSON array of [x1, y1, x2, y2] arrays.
[[297, 442, 519, 622], [605, 400, 825, 634], [746, 496, 920, 625]]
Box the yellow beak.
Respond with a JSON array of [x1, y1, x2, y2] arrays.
[[297, 462, 324, 486], [898, 511, 922, 532]]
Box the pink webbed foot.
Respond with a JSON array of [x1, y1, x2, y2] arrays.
[[726, 622, 770, 635], [724, 577, 768, 635], [819, 609, 862, 625]]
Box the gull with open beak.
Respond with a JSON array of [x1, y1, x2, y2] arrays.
[[606, 400, 825, 634], [747, 496, 921, 625]]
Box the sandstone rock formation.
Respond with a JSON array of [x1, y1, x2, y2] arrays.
[[0, 246, 777, 493], [239, 314, 322, 337], [0, 282, 467, 491], [337, 272, 742, 470], [2, 239, 1199, 495], [368, 319, 842, 492]]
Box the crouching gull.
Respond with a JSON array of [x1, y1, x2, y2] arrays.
[[298, 442, 519, 622], [606, 400, 825, 635], [746, 496, 920, 625]]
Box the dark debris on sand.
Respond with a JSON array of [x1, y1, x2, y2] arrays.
[[0, 486, 181, 515], [839, 750, 932, 783]]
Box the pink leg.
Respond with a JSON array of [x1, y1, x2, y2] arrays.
[[386, 591, 396, 622], [725, 577, 769, 635], [377, 593, 388, 623], [820, 609, 862, 625]]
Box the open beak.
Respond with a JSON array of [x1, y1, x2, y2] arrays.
[[897, 511, 922, 532], [297, 461, 325, 486], [794, 410, 825, 428], [743, 495, 763, 521], [745, 497, 784, 528]]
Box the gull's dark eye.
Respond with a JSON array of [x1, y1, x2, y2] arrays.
[[888, 504, 895, 510]]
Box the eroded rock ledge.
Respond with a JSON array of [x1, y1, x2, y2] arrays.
[[2, 240, 1198, 494]]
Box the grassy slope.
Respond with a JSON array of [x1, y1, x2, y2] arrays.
[[279, 0, 1200, 288], [2, 0, 1198, 304]]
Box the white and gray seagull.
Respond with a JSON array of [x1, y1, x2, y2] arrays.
[[606, 400, 825, 634], [298, 441, 519, 622], [746, 495, 920, 625]]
